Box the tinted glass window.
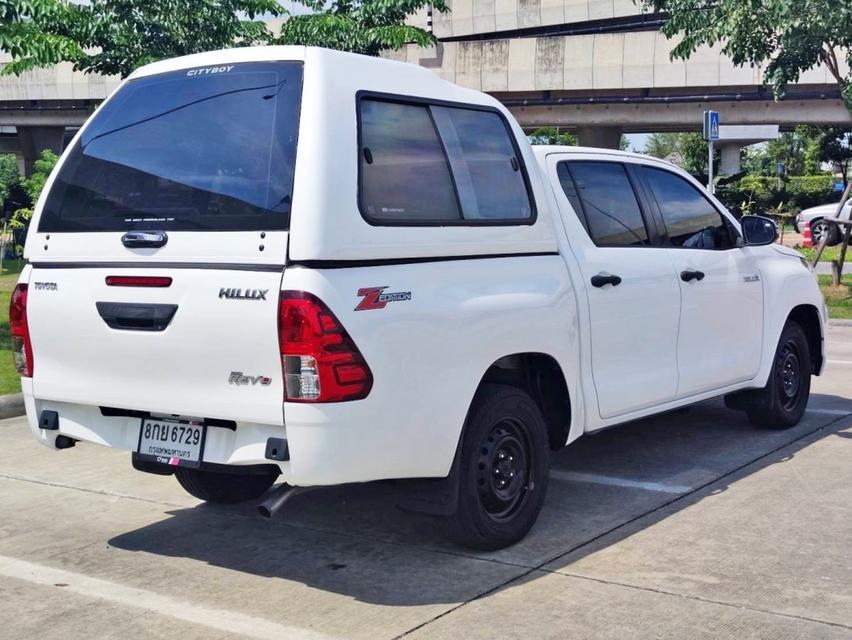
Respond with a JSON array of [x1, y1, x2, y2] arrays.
[[40, 62, 303, 232], [431, 107, 532, 220], [556, 161, 589, 234], [641, 167, 732, 249], [360, 100, 460, 222], [566, 162, 648, 246]]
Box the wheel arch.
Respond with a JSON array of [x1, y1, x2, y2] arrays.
[[477, 352, 573, 451], [787, 304, 824, 375]]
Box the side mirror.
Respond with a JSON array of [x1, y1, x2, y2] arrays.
[[740, 215, 778, 246]]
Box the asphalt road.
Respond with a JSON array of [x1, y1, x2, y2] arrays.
[[1, 325, 851, 639]]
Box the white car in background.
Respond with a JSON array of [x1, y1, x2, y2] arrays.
[[795, 199, 852, 245]]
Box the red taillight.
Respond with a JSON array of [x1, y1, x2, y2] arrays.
[[106, 276, 173, 287], [9, 283, 33, 377], [278, 291, 373, 402]]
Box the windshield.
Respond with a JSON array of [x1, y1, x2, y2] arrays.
[[39, 62, 303, 232]]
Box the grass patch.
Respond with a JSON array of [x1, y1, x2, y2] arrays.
[[819, 274, 852, 320], [795, 245, 844, 263], [0, 259, 25, 395]]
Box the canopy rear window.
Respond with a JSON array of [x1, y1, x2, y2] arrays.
[[39, 62, 303, 233]]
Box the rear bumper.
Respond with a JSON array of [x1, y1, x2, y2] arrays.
[[22, 385, 457, 486], [23, 386, 291, 474]]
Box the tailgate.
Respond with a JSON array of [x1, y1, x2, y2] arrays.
[[27, 267, 285, 424]]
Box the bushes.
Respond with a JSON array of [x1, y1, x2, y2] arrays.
[[716, 175, 836, 215]]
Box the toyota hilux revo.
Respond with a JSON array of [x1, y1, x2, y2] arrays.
[[12, 46, 826, 549]]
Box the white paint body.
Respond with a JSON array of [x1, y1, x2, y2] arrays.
[[18, 47, 827, 486]]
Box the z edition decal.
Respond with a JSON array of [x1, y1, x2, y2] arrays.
[[355, 286, 412, 311]]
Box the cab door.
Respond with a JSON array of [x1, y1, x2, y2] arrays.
[[636, 165, 764, 396], [549, 156, 682, 420]]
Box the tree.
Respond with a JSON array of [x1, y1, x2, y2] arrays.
[[678, 132, 711, 176], [637, 0, 852, 107], [0, 155, 19, 213], [1, 0, 444, 78], [817, 127, 852, 187], [527, 127, 577, 146], [9, 150, 58, 238], [276, 0, 447, 57], [644, 133, 680, 159]]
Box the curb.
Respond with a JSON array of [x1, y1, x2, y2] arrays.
[[828, 319, 852, 328], [0, 393, 25, 419]]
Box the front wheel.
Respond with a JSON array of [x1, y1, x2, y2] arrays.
[[175, 466, 279, 504], [811, 218, 841, 247], [745, 320, 811, 429], [447, 384, 550, 550]]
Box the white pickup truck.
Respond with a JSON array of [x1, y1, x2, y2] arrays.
[[12, 46, 826, 549]]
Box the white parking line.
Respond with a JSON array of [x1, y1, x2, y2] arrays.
[[827, 359, 852, 365], [0, 555, 339, 640], [549, 470, 692, 494], [807, 407, 852, 416]]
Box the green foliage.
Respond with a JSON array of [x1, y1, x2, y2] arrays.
[[678, 132, 713, 175], [9, 150, 58, 246], [816, 126, 852, 186], [716, 174, 835, 215], [0, 155, 19, 211], [1, 0, 444, 77], [528, 127, 577, 146], [741, 126, 844, 180], [637, 0, 852, 107], [1, 0, 282, 78], [644, 133, 680, 159], [276, 0, 446, 56]]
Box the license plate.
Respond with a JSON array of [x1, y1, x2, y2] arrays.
[[136, 417, 206, 468]]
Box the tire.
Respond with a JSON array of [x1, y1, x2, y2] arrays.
[[745, 320, 811, 429], [447, 384, 550, 550], [175, 466, 279, 504], [811, 218, 841, 247]]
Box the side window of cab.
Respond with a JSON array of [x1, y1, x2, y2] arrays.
[[639, 166, 734, 250], [556, 160, 651, 247], [358, 95, 535, 225]]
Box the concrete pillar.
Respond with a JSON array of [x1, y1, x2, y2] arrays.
[[16, 126, 65, 176], [575, 126, 623, 150], [719, 143, 742, 175]]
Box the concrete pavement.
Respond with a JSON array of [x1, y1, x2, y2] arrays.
[[1, 328, 851, 639]]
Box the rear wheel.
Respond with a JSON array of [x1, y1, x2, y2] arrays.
[[447, 384, 550, 550], [175, 466, 279, 504], [745, 320, 811, 429]]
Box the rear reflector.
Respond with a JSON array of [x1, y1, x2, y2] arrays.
[[9, 283, 33, 377], [106, 276, 173, 287], [278, 291, 372, 402]]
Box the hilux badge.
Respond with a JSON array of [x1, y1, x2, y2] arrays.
[[219, 288, 268, 300]]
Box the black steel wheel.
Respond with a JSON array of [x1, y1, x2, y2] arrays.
[[447, 384, 550, 550], [746, 320, 811, 429]]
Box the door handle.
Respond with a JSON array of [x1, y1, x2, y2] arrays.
[[680, 269, 705, 282], [121, 231, 168, 249], [96, 302, 178, 332], [590, 273, 622, 288]]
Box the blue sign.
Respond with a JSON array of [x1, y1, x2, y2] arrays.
[[703, 110, 720, 141], [833, 182, 844, 192]]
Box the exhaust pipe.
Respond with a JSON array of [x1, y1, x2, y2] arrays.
[[257, 483, 306, 519]]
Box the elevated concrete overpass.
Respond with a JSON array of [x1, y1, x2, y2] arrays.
[[0, 55, 119, 174], [0, 2, 850, 173], [397, 0, 851, 151]]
